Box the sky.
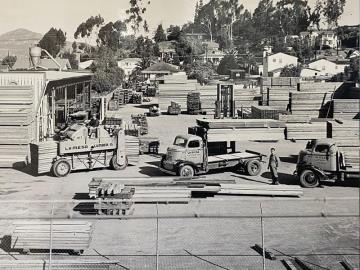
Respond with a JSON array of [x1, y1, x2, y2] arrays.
[[0, 0, 358, 39]]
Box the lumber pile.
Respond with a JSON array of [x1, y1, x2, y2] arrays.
[[131, 114, 148, 135], [187, 91, 202, 114], [125, 135, 140, 164], [219, 184, 303, 197], [30, 141, 58, 175], [285, 122, 327, 140], [298, 81, 343, 92], [289, 91, 333, 119], [103, 116, 122, 126], [196, 119, 285, 142], [167, 101, 181, 115], [0, 260, 120, 270], [0, 85, 35, 167], [139, 136, 160, 154], [251, 105, 281, 120], [11, 221, 93, 253], [332, 99, 360, 120]]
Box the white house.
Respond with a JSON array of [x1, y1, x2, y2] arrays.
[[308, 59, 347, 76], [299, 30, 338, 49], [263, 52, 298, 77], [300, 67, 321, 78], [200, 49, 226, 65], [117, 58, 141, 79]]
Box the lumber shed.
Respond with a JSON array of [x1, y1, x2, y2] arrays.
[[0, 71, 93, 167]]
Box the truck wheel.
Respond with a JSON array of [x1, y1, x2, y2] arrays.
[[111, 155, 128, 170], [52, 159, 71, 177], [179, 165, 195, 178], [246, 160, 262, 176], [299, 169, 319, 188]]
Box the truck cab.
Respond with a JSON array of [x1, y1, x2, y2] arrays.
[[297, 139, 345, 187]]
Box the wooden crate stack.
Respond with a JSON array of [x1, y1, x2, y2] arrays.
[[30, 141, 58, 175], [125, 135, 140, 164], [107, 99, 119, 111], [187, 91, 201, 114], [139, 136, 160, 154], [131, 92, 143, 104], [251, 105, 281, 120], [167, 101, 181, 115], [0, 85, 35, 167], [285, 122, 327, 140], [124, 123, 140, 137], [113, 88, 129, 105], [11, 220, 93, 253], [131, 114, 148, 135], [195, 118, 285, 142], [332, 99, 360, 120]]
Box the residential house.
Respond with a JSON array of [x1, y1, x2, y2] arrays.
[[300, 67, 321, 78], [12, 57, 72, 70], [78, 60, 94, 70], [0, 64, 9, 72], [141, 61, 179, 81], [117, 58, 141, 79], [263, 52, 298, 77], [200, 49, 226, 65], [184, 32, 208, 41], [157, 41, 177, 61], [308, 59, 347, 76], [300, 30, 338, 49]]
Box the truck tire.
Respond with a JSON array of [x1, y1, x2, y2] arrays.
[[246, 160, 262, 176], [111, 155, 128, 170], [299, 169, 319, 188], [179, 165, 195, 178], [52, 159, 71, 177]]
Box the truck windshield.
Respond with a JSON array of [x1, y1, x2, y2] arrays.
[[173, 137, 187, 147]]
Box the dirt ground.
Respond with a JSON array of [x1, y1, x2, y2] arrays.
[[0, 103, 358, 269]]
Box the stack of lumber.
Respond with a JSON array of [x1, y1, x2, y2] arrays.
[[332, 99, 360, 120], [219, 184, 303, 197], [289, 91, 333, 118], [0, 260, 121, 270], [285, 122, 327, 140], [131, 92, 143, 104], [30, 141, 58, 174], [125, 135, 140, 164], [11, 221, 93, 252], [251, 105, 281, 120], [107, 99, 119, 111], [167, 101, 181, 115], [0, 85, 35, 167], [196, 119, 285, 142], [113, 88, 129, 105], [298, 81, 343, 92], [103, 116, 122, 126], [131, 114, 148, 135], [139, 136, 160, 154], [279, 114, 311, 123], [124, 123, 140, 137], [158, 79, 200, 111], [187, 91, 202, 114], [327, 120, 359, 146]]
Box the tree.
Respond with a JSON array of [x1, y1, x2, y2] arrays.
[[39, 27, 66, 57], [1, 55, 17, 68], [167, 25, 182, 41], [280, 64, 301, 77], [125, 0, 150, 33], [154, 24, 167, 43], [344, 57, 359, 83], [132, 36, 155, 58], [322, 0, 346, 28], [74, 15, 104, 52], [217, 54, 239, 75], [252, 0, 277, 38], [98, 20, 127, 50], [186, 60, 215, 84], [62, 52, 78, 69], [196, 0, 218, 42], [72, 41, 77, 51], [217, 0, 244, 41], [90, 47, 124, 93]]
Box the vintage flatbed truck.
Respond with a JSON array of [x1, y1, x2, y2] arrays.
[[296, 139, 360, 187], [160, 126, 265, 177]]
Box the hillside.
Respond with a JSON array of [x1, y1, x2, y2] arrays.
[[0, 28, 42, 59]]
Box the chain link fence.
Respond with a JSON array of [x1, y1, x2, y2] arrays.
[[0, 197, 358, 270]]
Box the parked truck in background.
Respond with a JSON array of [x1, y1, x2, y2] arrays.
[[296, 139, 359, 187], [160, 126, 265, 177]]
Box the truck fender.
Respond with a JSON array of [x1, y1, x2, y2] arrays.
[[175, 161, 198, 172]]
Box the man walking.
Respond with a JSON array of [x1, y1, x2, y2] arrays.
[[268, 148, 280, 185]]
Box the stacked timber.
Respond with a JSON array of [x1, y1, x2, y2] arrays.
[[167, 101, 181, 115], [196, 119, 285, 142], [251, 105, 281, 120], [332, 99, 360, 120], [289, 91, 333, 118], [298, 81, 343, 92], [30, 141, 58, 175], [187, 91, 201, 114], [0, 85, 35, 167], [103, 116, 122, 126], [219, 184, 303, 197], [327, 120, 359, 146], [125, 135, 140, 164], [11, 221, 93, 252], [285, 122, 327, 140], [131, 114, 148, 135]]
